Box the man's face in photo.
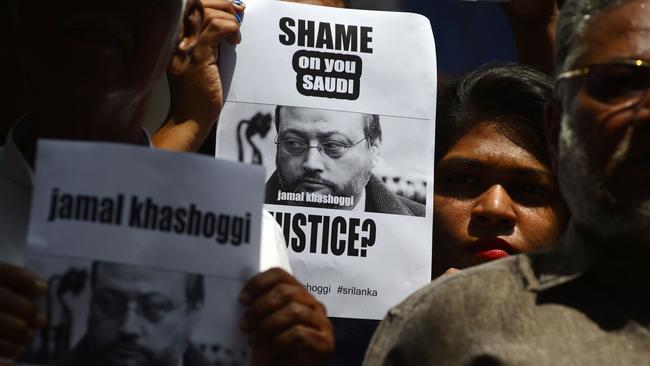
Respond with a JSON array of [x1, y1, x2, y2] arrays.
[[8, 0, 184, 100], [88, 263, 200, 366], [275, 107, 379, 207]]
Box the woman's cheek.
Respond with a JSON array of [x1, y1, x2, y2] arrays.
[[517, 205, 566, 252]]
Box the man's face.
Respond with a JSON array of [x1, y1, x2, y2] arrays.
[[88, 263, 199, 366], [275, 107, 379, 207], [556, 0, 650, 244], [9, 0, 183, 100]]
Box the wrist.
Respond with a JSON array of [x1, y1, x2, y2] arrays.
[[153, 116, 215, 152], [169, 106, 220, 130]]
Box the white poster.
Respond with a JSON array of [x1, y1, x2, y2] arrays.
[[22, 141, 265, 366], [216, 1, 436, 320]]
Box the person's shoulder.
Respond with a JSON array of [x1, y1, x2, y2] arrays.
[[364, 257, 533, 365], [394, 256, 527, 319]]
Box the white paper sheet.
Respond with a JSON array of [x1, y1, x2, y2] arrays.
[[22, 140, 265, 366], [216, 1, 436, 320]]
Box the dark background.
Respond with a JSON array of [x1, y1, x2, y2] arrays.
[[351, 0, 516, 76], [0, 0, 515, 143]]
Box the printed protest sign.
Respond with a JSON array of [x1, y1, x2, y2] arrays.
[[22, 140, 264, 366], [216, 1, 436, 320]]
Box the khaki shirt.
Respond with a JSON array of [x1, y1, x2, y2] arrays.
[[364, 224, 650, 365]]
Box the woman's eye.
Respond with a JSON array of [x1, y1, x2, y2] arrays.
[[512, 184, 550, 197], [446, 174, 477, 185]]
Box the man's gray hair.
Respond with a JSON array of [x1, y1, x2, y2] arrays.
[[555, 0, 623, 74]]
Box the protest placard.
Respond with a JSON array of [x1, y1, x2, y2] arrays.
[[21, 140, 264, 366], [216, 0, 436, 320]]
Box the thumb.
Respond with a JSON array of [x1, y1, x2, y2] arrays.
[[443, 268, 461, 276]]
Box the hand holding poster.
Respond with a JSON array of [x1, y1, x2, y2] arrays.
[[22, 141, 264, 366], [216, 1, 436, 320]]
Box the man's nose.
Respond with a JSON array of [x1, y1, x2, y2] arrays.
[[470, 185, 517, 229], [301, 147, 325, 172], [117, 305, 142, 337]]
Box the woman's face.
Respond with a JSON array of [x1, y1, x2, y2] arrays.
[[433, 122, 568, 278]]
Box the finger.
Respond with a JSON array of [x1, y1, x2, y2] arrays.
[[200, 14, 241, 48], [202, 0, 239, 21], [251, 302, 330, 344], [0, 264, 47, 298], [204, 0, 246, 11], [241, 285, 325, 332], [0, 338, 24, 360], [242, 283, 320, 331], [0, 313, 35, 346], [0, 288, 46, 329], [444, 268, 461, 276], [204, 7, 238, 21], [272, 325, 334, 359], [231, 0, 246, 11], [240, 268, 300, 305]]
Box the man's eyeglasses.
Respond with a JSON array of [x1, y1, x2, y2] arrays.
[[275, 136, 367, 158], [93, 290, 186, 323], [557, 59, 650, 106]]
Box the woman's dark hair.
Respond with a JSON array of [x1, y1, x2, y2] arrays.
[[435, 63, 553, 165]]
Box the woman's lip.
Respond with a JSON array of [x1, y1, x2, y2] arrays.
[[472, 238, 516, 252], [466, 238, 517, 262], [474, 249, 510, 261]]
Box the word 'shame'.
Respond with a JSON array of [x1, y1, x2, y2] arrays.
[[278, 18, 373, 54], [279, 17, 372, 100]]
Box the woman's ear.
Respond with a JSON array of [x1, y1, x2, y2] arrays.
[[168, 0, 204, 76]]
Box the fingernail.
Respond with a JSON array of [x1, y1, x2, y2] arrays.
[[235, 13, 242, 24], [233, 0, 244, 5]]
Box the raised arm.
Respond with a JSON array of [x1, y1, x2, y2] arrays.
[[153, 0, 244, 152]]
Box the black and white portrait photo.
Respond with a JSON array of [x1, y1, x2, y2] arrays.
[[21, 255, 248, 366], [216, 103, 431, 217]]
